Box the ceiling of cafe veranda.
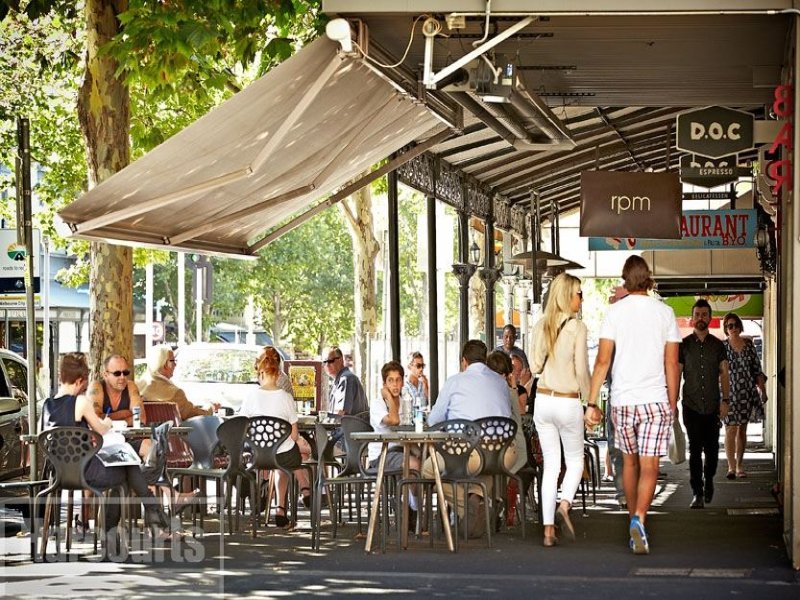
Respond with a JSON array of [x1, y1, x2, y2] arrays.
[[323, 1, 793, 215]]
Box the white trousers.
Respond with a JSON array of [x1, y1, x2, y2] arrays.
[[533, 395, 585, 526]]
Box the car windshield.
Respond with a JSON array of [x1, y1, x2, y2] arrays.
[[174, 348, 258, 384]]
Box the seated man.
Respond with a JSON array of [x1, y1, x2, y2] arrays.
[[139, 345, 219, 421], [87, 354, 148, 457], [367, 361, 420, 517], [424, 339, 512, 538]]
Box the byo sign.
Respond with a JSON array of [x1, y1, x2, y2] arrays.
[[676, 106, 754, 159]]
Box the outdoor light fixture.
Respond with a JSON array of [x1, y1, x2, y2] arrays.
[[326, 18, 353, 54], [470, 238, 481, 265], [755, 225, 768, 250]]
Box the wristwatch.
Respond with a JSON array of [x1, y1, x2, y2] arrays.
[[586, 403, 599, 409], [721, 398, 730, 403]]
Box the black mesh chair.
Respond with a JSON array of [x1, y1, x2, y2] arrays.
[[246, 416, 313, 535], [431, 419, 488, 550], [312, 416, 379, 549], [36, 427, 127, 559], [168, 416, 253, 534], [475, 416, 526, 541]]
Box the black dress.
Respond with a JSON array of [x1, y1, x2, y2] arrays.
[[41, 395, 152, 527]]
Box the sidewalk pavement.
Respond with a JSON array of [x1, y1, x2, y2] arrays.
[[1, 425, 796, 599]]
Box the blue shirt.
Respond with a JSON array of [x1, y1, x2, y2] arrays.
[[428, 362, 511, 426], [403, 378, 426, 407]]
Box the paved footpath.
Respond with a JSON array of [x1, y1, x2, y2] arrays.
[[1, 428, 797, 599]]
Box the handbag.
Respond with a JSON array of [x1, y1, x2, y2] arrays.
[[140, 422, 170, 484], [668, 414, 686, 465]]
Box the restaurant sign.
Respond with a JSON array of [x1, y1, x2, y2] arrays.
[[676, 106, 754, 158], [664, 294, 763, 319], [579, 171, 682, 239], [588, 209, 757, 251]]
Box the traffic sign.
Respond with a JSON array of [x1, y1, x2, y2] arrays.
[[676, 106, 754, 158], [0, 229, 39, 293]]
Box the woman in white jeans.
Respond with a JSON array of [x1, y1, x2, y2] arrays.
[[530, 273, 595, 547]]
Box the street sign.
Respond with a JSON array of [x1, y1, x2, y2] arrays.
[[676, 106, 754, 158], [679, 154, 741, 188], [152, 321, 165, 342], [0, 229, 40, 293]]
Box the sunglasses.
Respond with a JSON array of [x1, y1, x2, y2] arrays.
[[108, 370, 130, 377], [577, 290, 583, 299], [167, 358, 178, 364], [322, 356, 341, 365], [414, 363, 425, 369], [725, 323, 738, 330]]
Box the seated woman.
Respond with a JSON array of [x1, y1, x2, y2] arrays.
[[239, 346, 312, 528], [41, 352, 170, 536]]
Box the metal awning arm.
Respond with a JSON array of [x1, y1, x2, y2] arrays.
[[425, 16, 535, 89]]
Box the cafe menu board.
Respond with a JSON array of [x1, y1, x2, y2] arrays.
[[284, 360, 321, 411]]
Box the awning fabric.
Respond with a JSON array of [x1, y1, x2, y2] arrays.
[[59, 37, 443, 257]]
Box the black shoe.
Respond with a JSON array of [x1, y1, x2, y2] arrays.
[[690, 495, 705, 509], [703, 483, 714, 504]]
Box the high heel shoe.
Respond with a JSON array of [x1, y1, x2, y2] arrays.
[[555, 501, 575, 542], [174, 489, 201, 516], [543, 535, 559, 547], [275, 506, 291, 528]]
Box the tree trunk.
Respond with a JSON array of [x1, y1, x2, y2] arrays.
[[340, 185, 379, 384], [77, 0, 132, 379]]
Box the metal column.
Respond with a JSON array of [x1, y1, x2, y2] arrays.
[[427, 195, 439, 402], [388, 168, 401, 362]]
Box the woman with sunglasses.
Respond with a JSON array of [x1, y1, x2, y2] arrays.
[[529, 273, 593, 547], [721, 313, 767, 479]]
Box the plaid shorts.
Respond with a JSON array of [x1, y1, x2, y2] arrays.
[[612, 403, 673, 456]]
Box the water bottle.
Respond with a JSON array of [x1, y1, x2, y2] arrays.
[[400, 388, 413, 426], [132, 406, 141, 428], [414, 406, 424, 433]]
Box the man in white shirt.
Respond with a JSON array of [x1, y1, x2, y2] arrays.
[[587, 256, 681, 555]]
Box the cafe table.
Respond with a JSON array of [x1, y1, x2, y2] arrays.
[[349, 429, 467, 553]]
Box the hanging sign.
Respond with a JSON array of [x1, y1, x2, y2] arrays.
[[763, 84, 793, 197], [588, 209, 757, 251], [676, 106, 754, 158], [679, 154, 741, 188], [579, 171, 682, 239]]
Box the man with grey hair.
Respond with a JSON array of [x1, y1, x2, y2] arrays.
[[139, 345, 219, 421]]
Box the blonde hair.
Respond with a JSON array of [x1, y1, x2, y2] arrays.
[[147, 344, 173, 375], [541, 273, 581, 357]]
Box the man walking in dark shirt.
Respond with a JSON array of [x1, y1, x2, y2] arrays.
[[679, 299, 730, 509]]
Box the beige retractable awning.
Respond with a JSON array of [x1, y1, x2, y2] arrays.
[[58, 37, 444, 257]]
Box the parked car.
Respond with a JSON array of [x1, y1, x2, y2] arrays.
[[0, 348, 44, 484], [171, 343, 286, 413]]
